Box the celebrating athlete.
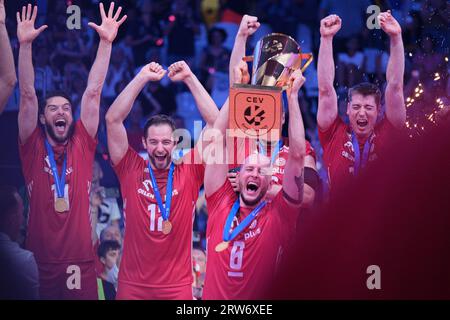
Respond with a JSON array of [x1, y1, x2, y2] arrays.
[[105, 60, 218, 299], [17, 3, 126, 299]]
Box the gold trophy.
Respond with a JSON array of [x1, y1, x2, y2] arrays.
[[229, 33, 313, 140]]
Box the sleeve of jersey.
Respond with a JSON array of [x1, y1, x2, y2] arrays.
[[18, 126, 41, 178], [73, 120, 98, 156], [318, 117, 343, 150], [112, 147, 144, 183], [183, 149, 206, 190], [205, 180, 236, 223]]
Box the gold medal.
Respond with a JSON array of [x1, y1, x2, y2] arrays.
[[215, 241, 229, 252], [55, 198, 68, 213], [162, 220, 172, 235]]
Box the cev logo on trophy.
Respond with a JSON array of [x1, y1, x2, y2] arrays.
[[229, 33, 313, 141]]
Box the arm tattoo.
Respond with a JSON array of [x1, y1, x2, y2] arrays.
[[294, 169, 304, 204], [282, 169, 304, 205]]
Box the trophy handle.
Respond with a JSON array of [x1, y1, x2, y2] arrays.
[[300, 53, 313, 73]]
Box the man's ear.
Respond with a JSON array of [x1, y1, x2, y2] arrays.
[[39, 113, 46, 125], [100, 257, 106, 265], [346, 102, 350, 116], [142, 137, 146, 150]]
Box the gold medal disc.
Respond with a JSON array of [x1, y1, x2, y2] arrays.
[[215, 241, 229, 252]]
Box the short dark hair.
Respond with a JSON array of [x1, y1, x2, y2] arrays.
[[0, 186, 19, 219], [97, 240, 121, 259], [38, 91, 73, 115], [208, 27, 227, 44], [348, 82, 381, 107], [143, 114, 176, 139]]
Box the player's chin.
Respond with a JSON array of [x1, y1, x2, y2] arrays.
[[241, 191, 263, 207]]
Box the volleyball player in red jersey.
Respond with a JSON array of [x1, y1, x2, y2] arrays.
[[225, 15, 320, 207], [202, 57, 307, 299], [317, 12, 406, 194], [105, 61, 218, 299], [17, 3, 126, 299]]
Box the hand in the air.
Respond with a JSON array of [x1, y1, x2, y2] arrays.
[[320, 14, 341, 38], [88, 2, 127, 43], [168, 61, 193, 82], [16, 4, 47, 44]]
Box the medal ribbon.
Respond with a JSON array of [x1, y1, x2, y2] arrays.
[[222, 199, 267, 243], [148, 162, 175, 221], [258, 139, 282, 165], [45, 140, 66, 198], [352, 133, 371, 176]]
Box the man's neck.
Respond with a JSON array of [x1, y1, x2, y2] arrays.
[[239, 195, 265, 210], [45, 132, 68, 147]]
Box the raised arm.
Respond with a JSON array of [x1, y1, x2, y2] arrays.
[[205, 59, 249, 196], [0, 0, 17, 114], [317, 14, 341, 131], [379, 10, 406, 128], [167, 61, 218, 126], [17, 4, 47, 143], [229, 14, 259, 86], [105, 62, 166, 165], [282, 70, 306, 207], [81, 2, 127, 138]]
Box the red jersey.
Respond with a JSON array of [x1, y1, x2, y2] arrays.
[[318, 117, 394, 191], [113, 147, 204, 293], [19, 121, 97, 263], [203, 181, 299, 300]]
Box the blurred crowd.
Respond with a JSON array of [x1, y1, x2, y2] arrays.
[[0, 0, 448, 299]]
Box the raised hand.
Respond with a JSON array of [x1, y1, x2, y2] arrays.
[[237, 14, 260, 38], [138, 62, 166, 82], [16, 4, 47, 44], [167, 61, 193, 82], [232, 60, 250, 84], [88, 2, 127, 43], [320, 14, 341, 38], [287, 69, 306, 99], [378, 10, 401, 37]]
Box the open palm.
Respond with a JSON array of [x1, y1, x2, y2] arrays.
[[88, 2, 127, 43], [16, 4, 47, 44]]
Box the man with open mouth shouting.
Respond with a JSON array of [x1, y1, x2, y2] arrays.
[[17, 3, 126, 299], [105, 60, 218, 299], [317, 12, 406, 195], [202, 62, 307, 299]]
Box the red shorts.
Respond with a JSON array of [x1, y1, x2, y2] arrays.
[[116, 281, 193, 300], [38, 261, 98, 300]]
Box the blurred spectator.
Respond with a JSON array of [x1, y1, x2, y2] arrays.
[[97, 240, 121, 300], [103, 46, 133, 105], [337, 36, 366, 90], [192, 248, 206, 300], [199, 27, 230, 92], [125, 100, 146, 153], [99, 225, 123, 290], [319, 0, 372, 52], [0, 186, 39, 300], [412, 35, 447, 88], [34, 45, 59, 96], [90, 162, 122, 242], [165, 0, 200, 65], [126, 2, 164, 67]]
